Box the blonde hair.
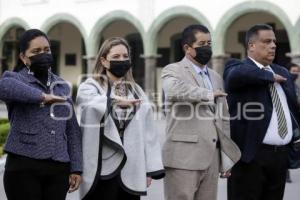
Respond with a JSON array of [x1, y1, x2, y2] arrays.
[[93, 37, 135, 86]]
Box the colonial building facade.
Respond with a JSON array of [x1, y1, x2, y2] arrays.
[[0, 0, 300, 101]]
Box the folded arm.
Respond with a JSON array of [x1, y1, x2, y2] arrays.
[[76, 81, 108, 112], [223, 59, 274, 92], [0, 71, 43, 103], [162, 65, 214, 103]]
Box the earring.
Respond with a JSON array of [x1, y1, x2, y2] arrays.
[[27, 65, 34, 75]]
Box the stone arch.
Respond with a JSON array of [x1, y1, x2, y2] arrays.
[[87, 10, 145, 57], [0, 18, 29, 41], [40, 13, 88, 50], [213, 1, 295, 55], [146, 6, 212, 55]]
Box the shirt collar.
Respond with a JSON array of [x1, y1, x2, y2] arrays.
[[248, 56, 272, 71], [189, 59, 208, 75]]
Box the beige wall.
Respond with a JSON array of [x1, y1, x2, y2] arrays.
[[48, 23, 83, 84], [157, 17, 197, 48], [102, 21, 138, 39]]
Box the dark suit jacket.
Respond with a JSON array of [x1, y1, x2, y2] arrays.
[[223, 57, 300, 162], [0, 68, 83, 173]]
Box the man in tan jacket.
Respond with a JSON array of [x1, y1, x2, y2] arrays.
[[161, 24, 240, 200]]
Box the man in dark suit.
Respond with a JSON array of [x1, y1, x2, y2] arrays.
[[224, 24, 300, 200]]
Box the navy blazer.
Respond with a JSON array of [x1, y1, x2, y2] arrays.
[[223, 58, 300, 162], [0, 68, 82, 173]]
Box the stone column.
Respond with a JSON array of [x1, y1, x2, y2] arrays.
[[141, 54, 161, 99], [211, 54, 230, 76], [83, 55, 96, 75], [286, 52, 300, 66]]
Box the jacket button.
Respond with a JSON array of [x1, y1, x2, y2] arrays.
[[212, 139, 217, 142], [51, 130, 56, 135]]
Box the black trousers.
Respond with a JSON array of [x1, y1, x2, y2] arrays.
[[228, 144, 288, 200], [87, 175, 140, 200], [4, 169, 69, 200]]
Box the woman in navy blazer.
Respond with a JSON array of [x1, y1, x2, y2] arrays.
[[0, 29, 82, 200]]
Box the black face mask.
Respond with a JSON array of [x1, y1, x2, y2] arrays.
[[108, 60, 131, 78], [193, 46, 212, 65], [28, 53, 53, 85], [290, 73, 299, 82]]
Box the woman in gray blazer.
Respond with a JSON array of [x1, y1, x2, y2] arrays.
[[76, 37, 164, 200], [0, 29, 82, 200]]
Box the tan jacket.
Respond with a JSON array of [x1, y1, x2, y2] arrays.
[[162, 57, 240, 172]]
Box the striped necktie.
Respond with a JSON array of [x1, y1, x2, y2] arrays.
[[265, 67, 288, 139], [199, 71, 213, 91], [199, 71, 215, 113]]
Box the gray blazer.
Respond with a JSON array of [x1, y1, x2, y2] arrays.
[[0, 68, 82, 173]]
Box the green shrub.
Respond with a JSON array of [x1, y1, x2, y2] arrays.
[[0, 118, 9, 125], [0, 122, 10, 145], [0, 119, 10, 156]]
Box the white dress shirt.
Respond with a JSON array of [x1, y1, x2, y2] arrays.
[[191, 62, 213, 90], [249, 57, 292, 145]]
